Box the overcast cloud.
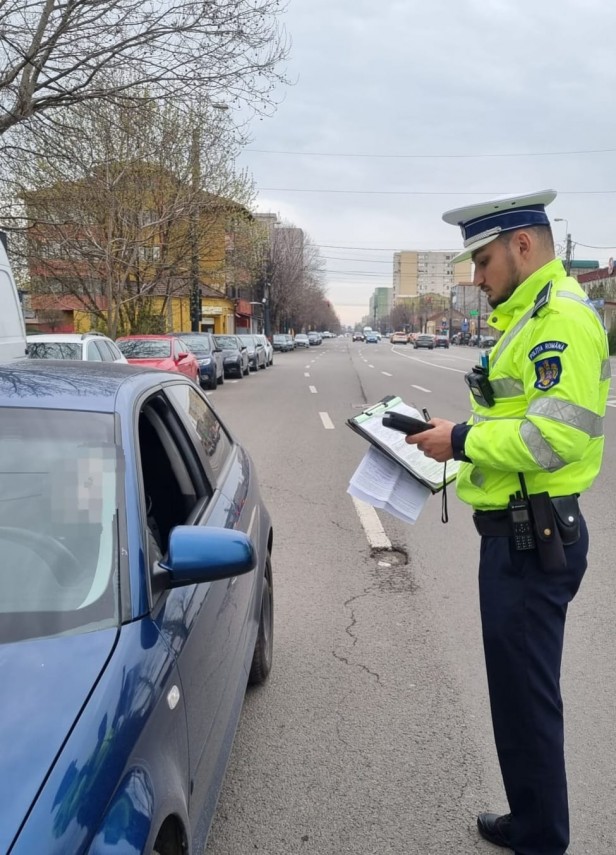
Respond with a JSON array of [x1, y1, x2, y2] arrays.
[[236, 0, 616, 325]]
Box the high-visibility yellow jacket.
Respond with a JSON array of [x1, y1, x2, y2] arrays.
[[457, 258, 610, 510]]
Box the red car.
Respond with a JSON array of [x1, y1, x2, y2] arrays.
[[116, 334, 200, 383]]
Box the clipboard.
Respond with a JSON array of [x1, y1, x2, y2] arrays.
[[347, 395, 460, 493]]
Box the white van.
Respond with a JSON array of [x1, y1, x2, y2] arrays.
[[0, 232, 28, 362]]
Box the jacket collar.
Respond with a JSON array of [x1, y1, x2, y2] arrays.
[[487, 258, 566, 332]]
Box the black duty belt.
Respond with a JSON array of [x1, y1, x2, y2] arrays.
[[473, 510, 512, 537], [473, 495, 580, 539]]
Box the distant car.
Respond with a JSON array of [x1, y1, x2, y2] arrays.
[[434, 334, 449, 349], [0, 360, 273, 854], [272, 334, 293, 352], [390, 331, 408, 344], [168, 332, 224, 389], [365, 332, 379, 343], [213, 334, 250, 378], [237, 334, 267, 370], [352, 332, 364, 342], [27, 332, 127, 364], [414, 334, 435, 350], [254, 334, 274, 366], [294, 333, 310, 348], [116, 334, 200, 382], [307, 332, 321, 346], [479, 335, 497, 348]]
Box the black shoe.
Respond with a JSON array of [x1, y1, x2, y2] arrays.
[[477, 812, 513, 849]]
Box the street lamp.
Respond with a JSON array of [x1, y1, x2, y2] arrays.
[[554, 218, 572, 275]]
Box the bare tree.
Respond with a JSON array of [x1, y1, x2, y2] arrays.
[[9, 95, 254, 336], [0, 0, 289, 142]]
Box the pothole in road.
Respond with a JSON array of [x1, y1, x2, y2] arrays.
[[369, 547, 418, 594]]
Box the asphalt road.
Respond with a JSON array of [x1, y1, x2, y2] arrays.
[[202, 338, 616, 855]]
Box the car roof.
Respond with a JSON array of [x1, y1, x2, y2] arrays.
[[116, 334, 175, 340], [27, 334, 89, 343], [0, 361, 168, 412]]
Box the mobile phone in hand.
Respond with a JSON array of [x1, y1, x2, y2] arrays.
[[381, 413, 434, 435]]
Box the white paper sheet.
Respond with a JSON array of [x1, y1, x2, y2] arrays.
[[347, 445, 431, 524]]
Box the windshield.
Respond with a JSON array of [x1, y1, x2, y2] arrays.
[[215, 336, 240, 349], [178, 335, 210, 355], [117, 339, 171, 358], [238, 335, 256, 347], [0, 410, 120, 643], [29, 342, 82, 360]]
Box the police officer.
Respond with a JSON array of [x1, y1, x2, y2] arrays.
[[406, 190, 609, 855]]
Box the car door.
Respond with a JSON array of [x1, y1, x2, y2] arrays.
[[172, 338, 195, 380], [138, 386, 255, 821]]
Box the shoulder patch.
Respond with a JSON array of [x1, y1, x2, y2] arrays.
[[533, 356, 562, 391], [528, 340, 568, 361]]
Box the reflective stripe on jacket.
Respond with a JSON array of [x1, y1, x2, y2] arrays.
[[456, 258, 610, 511]]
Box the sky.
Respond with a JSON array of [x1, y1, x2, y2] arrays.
[[235, 0, 616, 326]]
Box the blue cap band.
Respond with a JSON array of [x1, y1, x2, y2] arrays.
[[462, 206, 550, 242]]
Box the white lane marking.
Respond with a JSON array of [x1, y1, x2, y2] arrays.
[[394, 349, 466, 373], [309, 385, 317, 393], [319, 412, 335, 429], [382, 371, 393, 377], [304, 372, 310, 377], [411, 384, 431, 393], [607, 398, 616, 408], [352, 498, 392, 549], [368, 364, 375, 368]]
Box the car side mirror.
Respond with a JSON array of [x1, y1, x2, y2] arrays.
[[177, 352, 189, 362]]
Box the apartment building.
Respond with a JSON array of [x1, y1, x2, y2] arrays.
[[369, 287, 393, 329], [393, 250, 472, 301]]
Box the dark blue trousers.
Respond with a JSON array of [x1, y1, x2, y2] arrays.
[[479, 518, 588, 855]]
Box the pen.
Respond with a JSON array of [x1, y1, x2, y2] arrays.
[[422, 408, 431, 422]]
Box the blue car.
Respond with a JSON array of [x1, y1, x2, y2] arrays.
[[0, 361, 273, 854], [169, 332, 224, 390]]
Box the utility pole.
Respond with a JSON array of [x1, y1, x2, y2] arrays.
[[189, 126, 201, 333], [565, 233, 572, 276]]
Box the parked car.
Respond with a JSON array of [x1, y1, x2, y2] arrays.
[[0, 230, 27, 362], [213, 334, 250, 378], [285, 334, 296, 349], [255, 334, 274, 366], [294, 333, 310, 348], [116, 334, 200, 383], [272, 334, 293, 352], [479, 335, 498, 348], [390, 331, 408, 344], [414, 334, 435, 350], [168, 332, 224, 389], [307, 331, 322, 346], [237, 334, 267, 370], [434, 333, 450, 349], [27, 332, 128, 364], [0, 360, 273, 854]]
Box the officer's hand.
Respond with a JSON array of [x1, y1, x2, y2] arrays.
[[405, 417, 455, 462]]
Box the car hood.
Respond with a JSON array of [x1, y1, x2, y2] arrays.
[[125, 356, 175, 370], [220, 347, 240, 355], [0, 629, 116, 853]]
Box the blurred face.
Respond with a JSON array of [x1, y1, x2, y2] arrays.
[[472, 235, 522, 308]]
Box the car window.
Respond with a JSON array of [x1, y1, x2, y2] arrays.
[[165, 384, 233, 482], [179, 334, 211, 355], [215, 335, 239, 350], [93, 340, 114, 361], [28, 342, 83, 360], [0, 409, 120, 643], [137, 395, 210, 561], [117, 339, 171, 358], [106, 341, 124, 361], [86, 340, 103, 361]]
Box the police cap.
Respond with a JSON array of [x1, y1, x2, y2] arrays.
[[443, 189, 557, 263]]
